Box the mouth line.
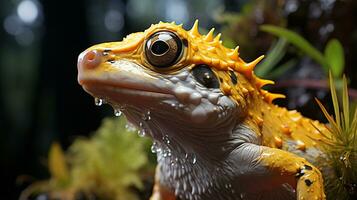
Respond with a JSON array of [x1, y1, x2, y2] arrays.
[[81, 79, 174, 98]]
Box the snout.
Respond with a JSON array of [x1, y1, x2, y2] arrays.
[[77, 49, 102, 84], [77, 50, 102, 70]]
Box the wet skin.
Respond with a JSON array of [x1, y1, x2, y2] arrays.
[[77, 21, 329, 200]]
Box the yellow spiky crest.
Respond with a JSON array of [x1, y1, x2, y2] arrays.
[[128, 20, 285, 103]]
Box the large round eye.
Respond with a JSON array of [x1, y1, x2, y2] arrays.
[[145, 31, 182, 68], [192, 64, 220, 88]]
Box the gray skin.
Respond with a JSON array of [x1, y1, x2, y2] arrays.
[[78, 59, 297, 200]]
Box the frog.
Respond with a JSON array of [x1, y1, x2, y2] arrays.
[[77, 20, 332, 200]]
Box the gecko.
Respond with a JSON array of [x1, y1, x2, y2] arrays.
[[77, 20, 334, 200]]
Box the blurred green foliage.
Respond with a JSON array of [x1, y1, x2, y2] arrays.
[[48, 142, 70, 188], [325, 39, 345, 78], [215, 0, 286, 60], [216, 0, 356, 105], [254, 38, 291, 79], [260, 25, 345, 78], [21, 117, 155, 200]]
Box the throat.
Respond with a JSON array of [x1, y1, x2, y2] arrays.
[[154, 139, 236, 200], [143, 111, 241, 199]]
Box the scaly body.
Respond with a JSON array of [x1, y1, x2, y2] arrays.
[[77, 21, 331, 200]]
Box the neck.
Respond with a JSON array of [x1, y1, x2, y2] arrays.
[[155, 137, 238, 200], [242, 89, 329, 151], [150, 114, 260, 200]]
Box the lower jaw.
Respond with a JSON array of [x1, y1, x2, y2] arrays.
[[82, 83, 174, 109]]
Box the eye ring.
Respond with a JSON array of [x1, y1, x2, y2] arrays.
[[145, 31, 183, 68]]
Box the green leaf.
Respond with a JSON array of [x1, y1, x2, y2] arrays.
[[329, 71, 342, 134], [260, 25, 328, 71], [256, 38, 288, 76], [324, 39, 345, 78], [267, 59, 297, 79]]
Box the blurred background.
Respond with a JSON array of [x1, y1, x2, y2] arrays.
[[0, 0, 356, 199]]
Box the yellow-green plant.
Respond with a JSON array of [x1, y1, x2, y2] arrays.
[[315, 72, 357, 199], [21, 117, 154, 200]]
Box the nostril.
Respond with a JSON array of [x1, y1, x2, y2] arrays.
[[86, 50, 97, 61], [78, 50, 101, 70]]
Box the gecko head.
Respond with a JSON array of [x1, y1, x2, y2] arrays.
[[77, 21, 281, 142]]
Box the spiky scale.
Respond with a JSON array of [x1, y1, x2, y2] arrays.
[[213, 33, 221, 42], [255, 78, 275, 89], [265, 93, 286, 103], [204, 28, 215, 41], [228, 46, 240, 60], [190, 20, 200, 36]]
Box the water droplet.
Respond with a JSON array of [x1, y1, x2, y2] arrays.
[[142, 110, 151, 121], [151, 142, 158, 153], [240, 193, 246, 199], [94, 98, 103, 106], [192, 155, 197, 164], [170, 157, 178, 166], [162, 147, 172, 158], [125, 123, 136, 132], [114, 109, 122, 117], [163, 135, 170, 144], [138, 129, 146, 137]]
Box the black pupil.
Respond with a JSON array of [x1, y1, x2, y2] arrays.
[[192, 65, 220, 88], [151, 40, 169, 55]]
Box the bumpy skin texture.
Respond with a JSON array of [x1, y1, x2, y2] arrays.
[[77, 21, 330, 200]]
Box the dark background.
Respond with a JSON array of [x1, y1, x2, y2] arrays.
[[0, 0, 356, 199]]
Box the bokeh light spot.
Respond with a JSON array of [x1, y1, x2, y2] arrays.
[[3, 15, 23, 35], [17, 0, 39, 24], [104, 10, 124, 33]]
